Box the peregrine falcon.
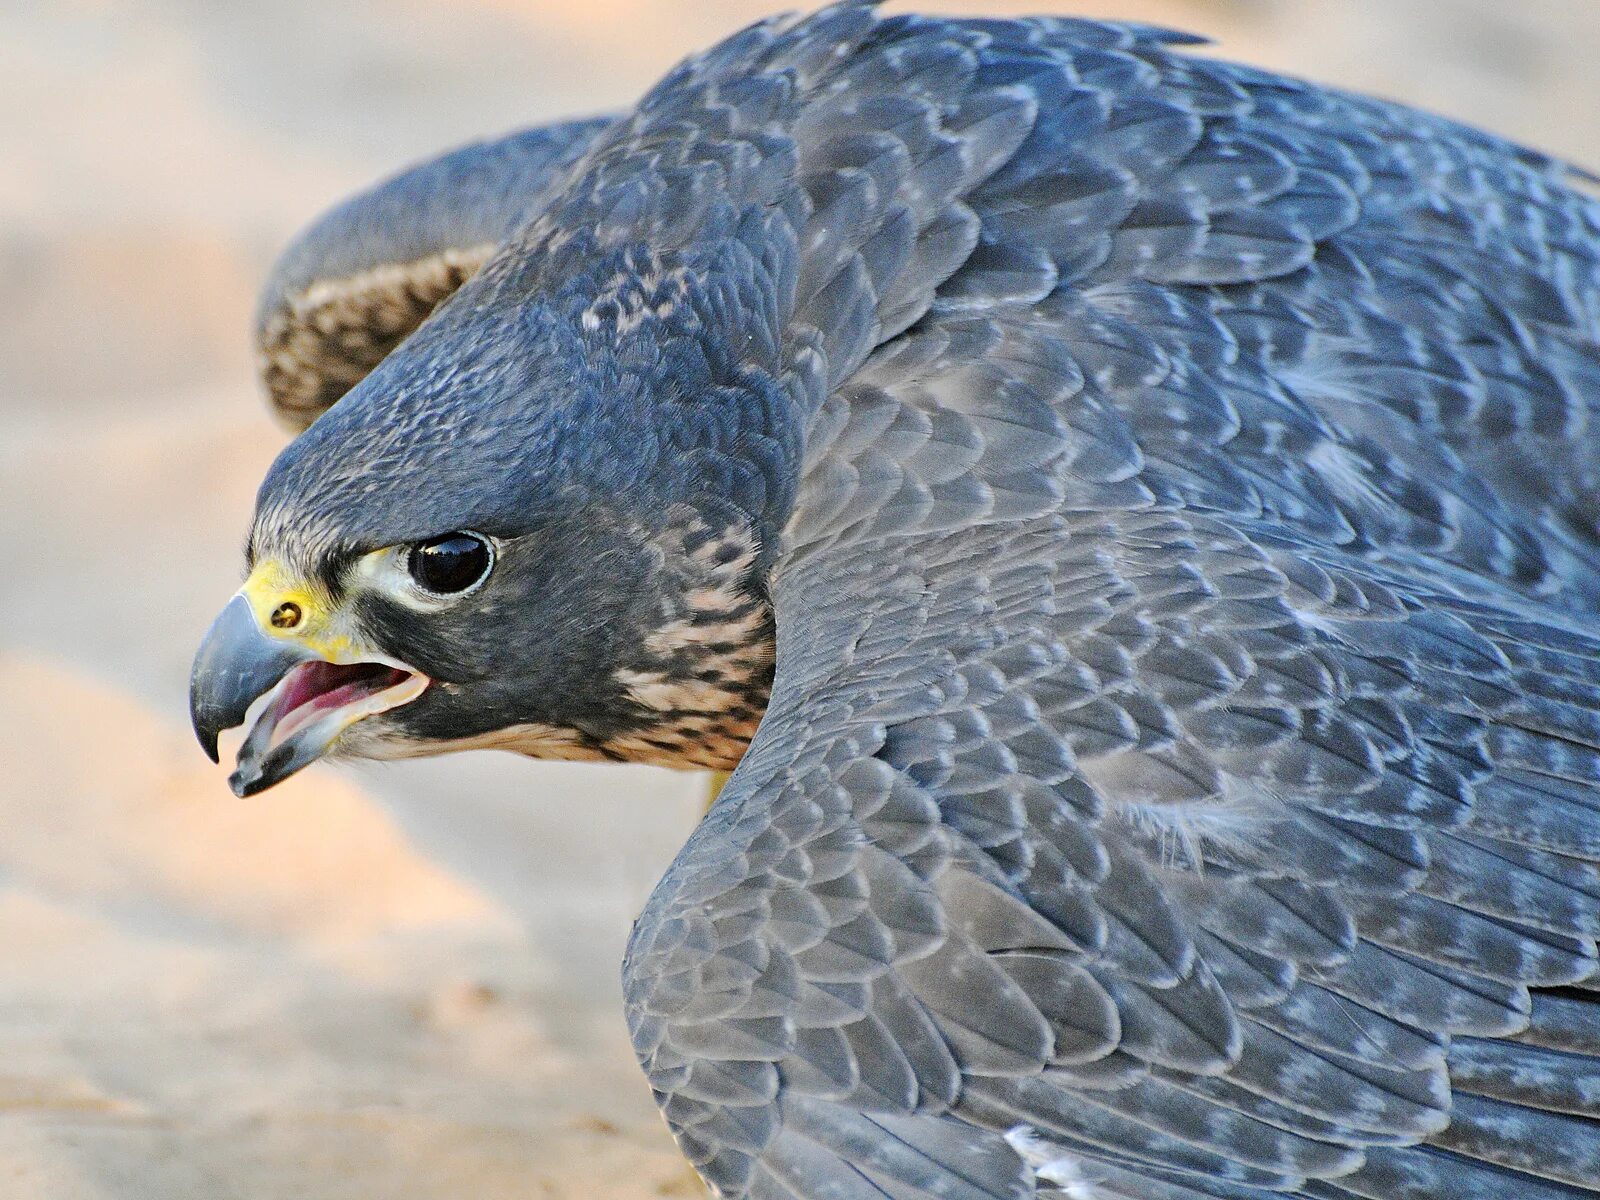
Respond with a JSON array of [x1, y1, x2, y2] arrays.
[[190, 4, 1600, 1197]]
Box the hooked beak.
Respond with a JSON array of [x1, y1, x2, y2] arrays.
[[189, 594, 428, 796]]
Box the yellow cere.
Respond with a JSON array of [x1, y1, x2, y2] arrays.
[[239, 559, 359, 661]]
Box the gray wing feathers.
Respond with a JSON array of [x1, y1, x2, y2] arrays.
[[618, 5, 1600, 1198]]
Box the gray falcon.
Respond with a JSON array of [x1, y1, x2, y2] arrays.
[[189, 4, 1600, 1197]]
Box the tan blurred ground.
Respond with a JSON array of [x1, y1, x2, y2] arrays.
[[1, 2, 1597, 1197]]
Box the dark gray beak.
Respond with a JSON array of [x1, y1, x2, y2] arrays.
[[189, 594, 311, 763]]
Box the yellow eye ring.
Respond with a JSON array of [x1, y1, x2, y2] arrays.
[[270, 601, 303, 630]]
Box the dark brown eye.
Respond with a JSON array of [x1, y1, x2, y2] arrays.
[[408, 533, 493, 594]]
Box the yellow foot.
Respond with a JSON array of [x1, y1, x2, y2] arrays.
[[704, 770, 732, 812]]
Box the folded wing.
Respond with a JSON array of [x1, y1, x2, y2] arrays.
[[621, 7, 1600, 1199]]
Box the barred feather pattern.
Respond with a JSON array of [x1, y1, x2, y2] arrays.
[[255, 116, 610, 428], [613, 5, 1600, 1199]]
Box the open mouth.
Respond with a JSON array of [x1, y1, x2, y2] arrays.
[[190, 594, 431, 797], [228, 660, 429, 797]]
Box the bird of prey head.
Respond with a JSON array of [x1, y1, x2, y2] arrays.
[[192, 212, 783, 794]]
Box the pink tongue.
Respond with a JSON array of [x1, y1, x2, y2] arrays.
[[279, 661, 407, 718]]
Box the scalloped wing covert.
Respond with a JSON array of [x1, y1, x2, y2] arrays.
[[620, 7, 1600, 1199]]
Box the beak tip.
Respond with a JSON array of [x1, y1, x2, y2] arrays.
[[190, 593, 307, 776]]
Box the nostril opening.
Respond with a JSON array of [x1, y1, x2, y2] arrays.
[[270, 601, 303, 630]]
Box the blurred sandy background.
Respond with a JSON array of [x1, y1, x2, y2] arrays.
[[1, 2, 1598, 1197]]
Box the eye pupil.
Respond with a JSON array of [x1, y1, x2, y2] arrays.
[[409, 533, 492, 594]]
